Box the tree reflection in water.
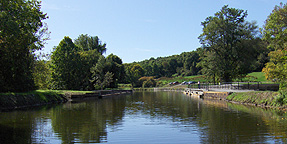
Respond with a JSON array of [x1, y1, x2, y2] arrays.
[[0, 92, 287, 143]]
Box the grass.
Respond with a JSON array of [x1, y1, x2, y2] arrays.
[[234, 72, 272, 83], [0, 90, 94, 96], [247, 72, 269, 82], [226, 91, 282, 107], [0, 90, 71, 111]]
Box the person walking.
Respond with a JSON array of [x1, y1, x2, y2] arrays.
[[198, 81, 200, 89]]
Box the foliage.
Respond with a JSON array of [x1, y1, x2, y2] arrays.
[[198, 5, 262, 82], [50, 35, 117, 90], [90, 55, 114, 90], [50, 37, 82, 90], [137, 50, 201, 78], [76, 49, 101, 90], [262, 50, 287, 82], [262, 3, 287, 50], [106, 54, 125, 88], [33, 60, 52, 89], [261, 3, 287, 91], [143, 79, 156, 88], [124, 63, 145, 87], [74, 34, 107, 54], [138, 77, 156, 88], [0, 0, 49, 92]]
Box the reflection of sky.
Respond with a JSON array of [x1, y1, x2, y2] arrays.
[[107, 115, 201, 144], [2, 92, 287, 143], [32, 118, 62, 144]]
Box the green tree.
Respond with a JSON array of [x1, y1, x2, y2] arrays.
[[50, 37, 81, 90], [51, 35, 107, 90], [125, 63, 145, 88], [77, 50, 101, 90], [0, 0, 48, 92], [106, 54, 125, 88], [182, 51, 200, 76], [198, 5, 260, 82], [90, 55, 114, 90], [262, 3, 287, 86], [74, 34, 107, 54], [33, 60, 52, 89]]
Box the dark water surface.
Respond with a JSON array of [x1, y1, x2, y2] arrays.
[[1, 91, 287, 143]]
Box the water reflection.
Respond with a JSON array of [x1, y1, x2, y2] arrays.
[[51, 96, 127, 143], [0, 92, 287, 143]]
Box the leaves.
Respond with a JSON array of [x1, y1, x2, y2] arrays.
[[262, 3, 287, 86], [90, 56, 114, 90], [0, 0, 48, 92], [261, 3, 287, 50], [74, 34, 107, 54], [198, 5, 261, 82]]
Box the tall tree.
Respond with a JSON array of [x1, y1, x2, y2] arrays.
[[262, 3, 287, 84], [124, 63, 144, 88], [0, 0, 49, 92], [74, 34, 107, 54], [90, 55, 114, 90], [50, 37, 81, 90], [198, 5, 260, 82], [106, 54, 125, 88]]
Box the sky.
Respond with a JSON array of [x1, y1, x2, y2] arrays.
[[40, 0, 287, 63]]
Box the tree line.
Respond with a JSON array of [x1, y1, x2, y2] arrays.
[[1, 0, 287, 92]]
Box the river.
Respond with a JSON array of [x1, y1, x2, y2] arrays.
[[0, 91, 287, 143]]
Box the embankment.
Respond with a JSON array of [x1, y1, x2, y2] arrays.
[[0, 92, 67, 111], [0, 90, 133, 111], [185, 89, 286, 110], [225, 91, 286, 109]]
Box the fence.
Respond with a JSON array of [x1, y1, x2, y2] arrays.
[[188, 82, 279, 91]]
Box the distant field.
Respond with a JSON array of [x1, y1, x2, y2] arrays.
[[247, 72, 269, 82]]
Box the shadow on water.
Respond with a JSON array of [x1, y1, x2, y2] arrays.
[[0, 91, 287, 143]]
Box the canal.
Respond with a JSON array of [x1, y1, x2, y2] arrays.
[[0, 91, 287, 143]]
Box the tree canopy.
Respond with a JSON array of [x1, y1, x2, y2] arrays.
[[198, 5, 262, 82], [0, 0, 48, 92], [262, 3, 287, 83], [50, 35, 124, 90], [74, 34, 107, 54]]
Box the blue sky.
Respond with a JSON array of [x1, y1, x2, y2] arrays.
[[41, 0, 286, 63]]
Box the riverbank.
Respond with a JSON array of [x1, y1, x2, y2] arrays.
[[226, 91, 287, 110], [184, 88, 287, 110], [0, 90, 133, 111], [0, 91, 67, 111]]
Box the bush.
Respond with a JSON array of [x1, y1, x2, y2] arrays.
[[138, 76, 156, 88], [142, 79, 156, 88], [275, 81, 287, 105]]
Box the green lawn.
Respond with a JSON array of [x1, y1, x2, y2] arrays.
[[247, 72, 269, 82]]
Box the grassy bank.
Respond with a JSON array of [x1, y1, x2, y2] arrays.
[[226, 91, 287, 109], [0, 90, 69, 111]]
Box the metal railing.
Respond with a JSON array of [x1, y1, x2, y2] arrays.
[[187, 82, 265, 91]]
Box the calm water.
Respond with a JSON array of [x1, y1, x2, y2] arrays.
[[1, 91, 287, 143]]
